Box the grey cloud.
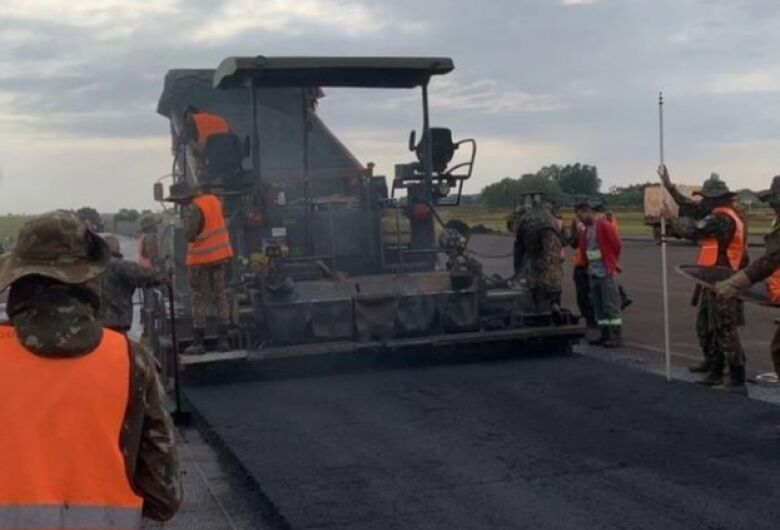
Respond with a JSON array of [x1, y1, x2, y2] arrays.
[[3, 0, 780, 212]]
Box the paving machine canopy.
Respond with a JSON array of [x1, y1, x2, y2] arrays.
[[214, 56, 455, 89]]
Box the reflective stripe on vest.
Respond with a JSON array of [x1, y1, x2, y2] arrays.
[[192, 113, 230, 149], [0, 505, 141, 529], [137, 234, 152, 269], [0, 325, 143, 529], [186, 194, 234, 267], [696, 207, 745, 271], [768, 269, 780, 304]]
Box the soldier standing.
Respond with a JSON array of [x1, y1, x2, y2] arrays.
[[513, 195, 563, 312], [715, 175, 780, 384], [0, 213, 181, 525], [137, 213, 162, 270], [100, 235, 166, 334], [660, 167, 748, 393], [168, 183, 234, 354]]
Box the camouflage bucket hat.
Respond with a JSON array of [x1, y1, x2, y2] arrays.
[[0, 212, 110, 292], [693, 177, 734, 199], [758, 175, 780, 203]]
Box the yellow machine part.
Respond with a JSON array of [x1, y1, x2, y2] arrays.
[[381, 211, 412, 246]]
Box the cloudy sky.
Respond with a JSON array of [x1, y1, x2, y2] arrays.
[[2, 0, 780, 213]]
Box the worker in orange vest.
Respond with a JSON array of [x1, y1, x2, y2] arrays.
[[0, 213, 181, 528], [184, 105, 230, 152], [660, 166, 748, 393], [569, 216, 597, 331], [182, 105, 231, 179], [715, 175, 780, 387], [168, 183, 235, 354]]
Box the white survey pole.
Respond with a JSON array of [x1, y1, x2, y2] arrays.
[[659, 92, 672, 382]]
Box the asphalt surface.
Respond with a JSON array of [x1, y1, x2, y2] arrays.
[[172, 235, 780, 529], [186, 353, 780, 530], [471, 234, 779, 377]]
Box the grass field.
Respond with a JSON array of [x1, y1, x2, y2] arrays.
[[0, 216, 34, 245], [438, 206, 776, 237], [0, 207, 774, 246]]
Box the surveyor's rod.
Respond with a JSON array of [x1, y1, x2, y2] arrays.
[[659, 92, 672, 382]]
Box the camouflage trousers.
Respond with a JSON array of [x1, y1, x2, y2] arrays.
[[696, 290, 745, 370], [188, 262, 230, 329]]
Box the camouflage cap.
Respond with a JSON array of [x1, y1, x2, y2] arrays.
[[693, 175, 734, 199], [0, 212, 110, 292], [758, 175, 780, 203]]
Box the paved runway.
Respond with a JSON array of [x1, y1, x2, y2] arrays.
[[174, 236, 780, 529], [187, 353, 780, 530], [471, 234, 779, 377]]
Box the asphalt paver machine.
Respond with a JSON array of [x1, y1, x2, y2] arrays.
[[148, 56, 584, 367]]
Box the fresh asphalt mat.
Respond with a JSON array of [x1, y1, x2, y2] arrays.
[[185, 353, 780, 530]]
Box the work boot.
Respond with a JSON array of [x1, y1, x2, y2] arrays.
[[603, 327, 622, 348], [688, 360, 710, 374], [697, 364, 725, 387], [589, 327, 608, 346], [216, 324, 231, 353], [184, 328, 206, 355], [718, 365, 748, 396]]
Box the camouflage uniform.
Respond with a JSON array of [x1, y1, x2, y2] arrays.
[[0, 213, 182, 522], [100, 255, 165, 333], [718, 176, 780, 380], [184, 204, 231, 329], [138, 214, 162, 269], [513, 206, 563, 310], [670, 205, 747, 385]]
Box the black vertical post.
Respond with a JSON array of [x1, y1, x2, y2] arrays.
[[302, 88, 312, 256], [250, 79, 261, 183], [421, 84, 434, 203]]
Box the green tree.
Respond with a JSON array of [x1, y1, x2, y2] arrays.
[[603, 182, 652, 208], [76, 207, 104, 232], [551, 164, 601, 196], [116, 208, 141, 222], [481, 173, 564, 208]]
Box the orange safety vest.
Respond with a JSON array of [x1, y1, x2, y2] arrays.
[[0, 325, 143, 529], [696, 206, 745, 271], [186, 194, 234, 267], [138, 233, 152, 269], [608, 215, 620, 235], [192, 113, 230, 149], [767, 269, 780, 304]]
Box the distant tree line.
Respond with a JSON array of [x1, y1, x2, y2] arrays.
[[480, 164, 601, 208], [479, 167, 763, 210]]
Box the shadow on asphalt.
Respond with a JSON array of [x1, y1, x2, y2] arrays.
[[183, 339, 576, 387]]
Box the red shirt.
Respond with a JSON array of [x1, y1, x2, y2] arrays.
[[578, 218, 622, 275]]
